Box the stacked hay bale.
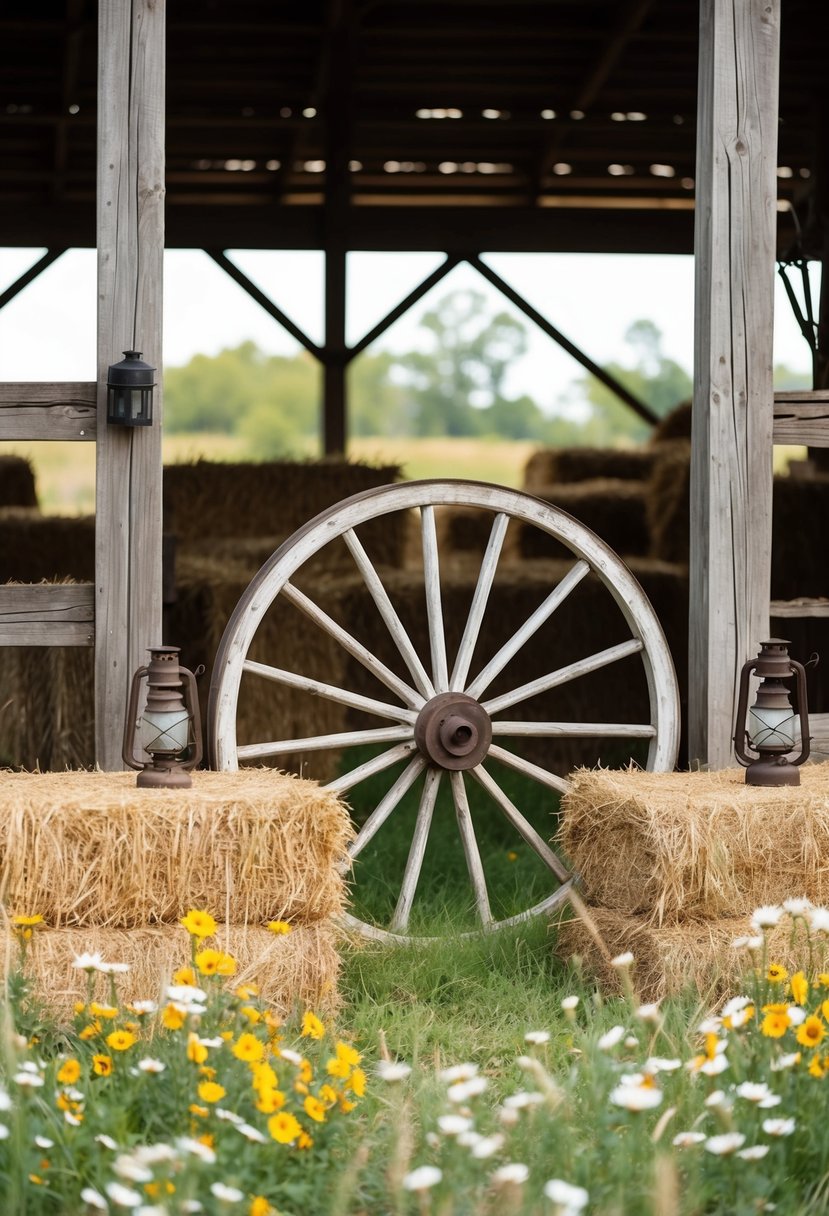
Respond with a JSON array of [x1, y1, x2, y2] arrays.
[[0, 769, 352, 1016], [557, 764, 829, 1000], [516, 479, 650, 561], [523, 446, 658, 492], [0, 455, 38, 508]]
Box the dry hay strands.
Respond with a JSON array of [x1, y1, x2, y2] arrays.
[[523, 446, 656, 491], [0, 769, 354, 928], [645, 441, 691, 565], [0, 457, 37, 509], [559, 763, 829, 925], [517, 480, 650, 561], [0, 631, 94, 771], [0, 510, 94, 582], [555, 904, 803, 1004], [163, 459, 406, 568], [5, 921, 341, 1019]]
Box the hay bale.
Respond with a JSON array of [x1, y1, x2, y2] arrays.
[[0, 456, 37, 508], [164, 460, 406, 567], [430, 505, 520, 561], [645, 441, 691, 564], [0, 641, 94, 771], [0, 510, 94, 582], [649, 400, 692, 444], [0, 769, 353, 929], [516, 480, 650, 560], [6, 921, 341, 1018], [523, 447, 656, 491], [556, 905, 801, 1003], [558, 764, 829, 925]]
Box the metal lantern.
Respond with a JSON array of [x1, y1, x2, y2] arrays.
[[106, 350, 156, 426], [123, 646, 202, 788], [733, 639, 810, 786]]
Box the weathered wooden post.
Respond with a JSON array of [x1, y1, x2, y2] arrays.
[[689, 0, 780, 769], [95, 0, 165, 768]]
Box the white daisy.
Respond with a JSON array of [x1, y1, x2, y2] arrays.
[[737, 1145, 770, 1160], [705, 1133, 746, 1156], [751, 906, 783, 930], [597, 1025, 626, 1051], [543, 1179, 589, 1210], [79, 1189, 108, 1211], [524, 1030, 550, 1045], [447, 1076, 488, 1103], [437, 1114, 473, 1136], [762, 1117, 796, 1137], [672, 1131, 706, 1147], [439, 1063, 478, 1083], [210, 1182, 245, 1203], [376, 1060, 411, 1082], [609, 1082, 662, 1111], [492, 1163, 529, 1185], [402, 1165, 442, 1191]]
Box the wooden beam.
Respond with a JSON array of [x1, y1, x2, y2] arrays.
[[688, 0, 780, 769], [205, 250, 322, 357], [773, 391, 829, 447], [95, 0, 165, 769], [347, 253, 461, 359], [0, 583, 94, 646], [0, 248, 66, 313], [0, 382, 96, 441]]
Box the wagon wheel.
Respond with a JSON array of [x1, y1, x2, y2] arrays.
[[208, 480, 679, 943]]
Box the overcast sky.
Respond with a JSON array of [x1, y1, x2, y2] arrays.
[[0, 246, 817, 415]]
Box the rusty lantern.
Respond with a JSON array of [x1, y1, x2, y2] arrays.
[[123, 646, 202, 788], [733, 639, 810, 786]]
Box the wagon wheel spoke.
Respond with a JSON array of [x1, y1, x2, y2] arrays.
[[482, 638, 645, 716], [470, 763, 572, 884], [390, 767, 442, 934], [450, 770, 493, 929], [348, 756, 428, 861], [344, 528, 436, 700], [450, 512, 509, 692], [490, 721, 656, 739], [486, 744, 571, 795], [421, 506, 449, 693], [237, 723, 413, 762], [327, 740, 420, 795], [282, 580, 424, 709], [243, 659, 417, 723], [465, 560, 590, 700]]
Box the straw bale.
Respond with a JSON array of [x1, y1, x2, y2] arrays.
[[523, 447, 656, 491], [164, 459, 405, 567], [649, 401, 692, 445], [0, 456, 37, 508], [645, 441, 691, 564], [516, 480, 650, 561], [5, 920, 341, 1019], [0, 769, 353, 928], [431, 505, 520, 562], [0, 640, 94, 771], [0, 510, 94, 582], [555, 905, 811, 1003], [559, 763, 829, 925]]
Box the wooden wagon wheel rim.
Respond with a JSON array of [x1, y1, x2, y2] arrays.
[[208, 479, 680, 943]]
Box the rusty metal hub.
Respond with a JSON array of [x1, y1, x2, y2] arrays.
[[414, 691, 492, 770]]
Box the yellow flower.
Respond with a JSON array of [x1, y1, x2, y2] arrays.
[[195, 948, 236, 977], [267, 921, 292, 935], [791, 971, 809, 1006], [327, 1056, 350, 1079], [299, 1059, 313, 1084], [809, 1056, 825, 1078], [297, 1131, 313, 1150], [304, 1095, 327, 1123], [235, 984, 260, 1000], [319, 1084, 338, 1105], [255, 1088, 286, 1114], [233, 1033, 265, 1064], [189, 1103, 209, 1118], [90, 1003, 119, 1021], [268, 1111, 302, 1144], [250, 1199, 274, 1216], [822, 999, 829, 1023], [240, 1005, 262, 1025], [92, 1054, 113, 1076], [301, 1012, 325, 1040], [797, 1016, 826, 1049], [197, 1080, 226, 1104], [12, 914, 43, 927], [79, 1022, 101, 1041], [106, 1030, 137, 1052], [506, 850, 518, 862], [348, 1067, 366, 1097], [818, 973, 829, 989], [252, 1061, 278, 1093], [199, 1066, 216, 1080], [767, 962, 789, 984], [336, 1041, 361, 1068], [173, 966, 197, 987], [180, 909, 217, 940], [187, 1033, 208, 1065], [57, 1059, 81, 1085], [762, 1010, 791, 1038], [73, 1002, 86, 1015], [161, 1004, 187, 1031]]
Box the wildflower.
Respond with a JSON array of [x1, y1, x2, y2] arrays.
[[561, 996, 579, 1020], [704, 1090, 731, 1110], [197, 1081, 226, 1104], [92, 1053, 113, 1077], [14, 1070, 43, 1088], [161, 1004, 187, 1031], [643, 1058, 682, 1074], [810, 907, 829, 933], [173, 966, 197, 987], [696, 1054, 729, 1077], [250, 1200, 274, 1216], [503, 1091, 544, 1110], [751, 905, 783, 930], [195, 948, 236, 977], [180, 909, 217, 939], [784, 897, 812, 915], [376, 1060, 411, 1082], [138, 1058, 166, 1074], [609, 1080, 662, 1111], [99, 961, 129, 975], [597, 1025, 625, 1051], [771, 1052, 801, 1071], [57, 1059, 81, 1085], [186, 1033, 209, 1065], [736, 1082, 778, 1104], [472, 1133, 504, 1159], [724, 1005, 755, 1030], [166, 984, 207, 1005], [233, 1033, 265, 1063], [300, 1011, 325, 1040], [791, 971, 809, 1005], [447, 1076, 488, 1103], [211, 1183, 245, 1203], [437, 1114, 473, 1136], [506, 850, 518, 862], [267, 1111, 302, 1144], [763, 1117, 796, 1136], [767, 962, 788, 984], [797, 1016, 825, 1049], [705, 1133, 746, 1156], [611, 952, 634, 968], [672, 1132, 706, 1147], [543, 1179, 589, 1211], [761, 1009, 791, 1038], [637, 1002, 662, 1024], [237, 1122, 267, 1144], [492, 1163, 529, 1185], [175, 1135, 217, 1163], [737, 1145, 770, 1160], [524, 1030, 550, 1045], [809, 1056, 826, 1077], [439, 1063, 478, 1082], [11, 914, 43, 938], [113, 1155, 153, 1183], [624, 1036, 639, 1049], [95, 1134, 118, 1150], [278, 1048, 302, 1066], [106, 1030, 137, 1052], [402, 1166, 442, 1192], [304, 1095, 327, 1123], [72, 952, 106, 972], [267, 920, 292, 934], [105, 1180, 143, 1207], [732, 934, 764, 951], [80, 1188, 109, 1211]]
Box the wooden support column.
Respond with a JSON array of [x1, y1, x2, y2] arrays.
[[689, 0, 780, 768], [95, 0, 165, 769]]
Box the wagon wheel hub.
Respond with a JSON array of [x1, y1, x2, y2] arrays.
[[414, 692, 493, 770]]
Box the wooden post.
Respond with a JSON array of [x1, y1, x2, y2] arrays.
[[95, 0, 165, 769], [689, 0, 780, 768]]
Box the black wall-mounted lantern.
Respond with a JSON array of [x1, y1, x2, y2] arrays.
[[106, 350, 156, 426], [733, 639, 810, 786]]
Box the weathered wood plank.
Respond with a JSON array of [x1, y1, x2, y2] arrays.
[[0, 382, 96, 441], [689, 0, 780, 769], [772, 392, 829, 448], [770, 597, 829, 619], [810, 713, 829, 759], [0, 583, 94, 646], [95, 0, 165, 768]]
